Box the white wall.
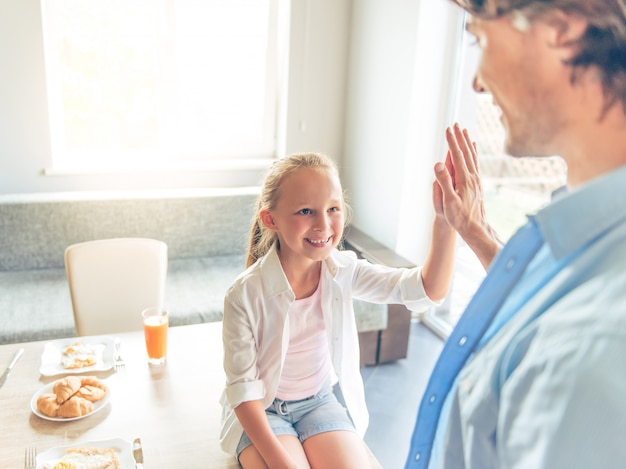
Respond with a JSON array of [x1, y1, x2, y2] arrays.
[[342, 0, 464, 263], [281, 0, 352, 159], [342, 0, 421, 256]]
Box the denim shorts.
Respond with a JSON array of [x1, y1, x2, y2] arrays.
[[235, 385, 356, 458]]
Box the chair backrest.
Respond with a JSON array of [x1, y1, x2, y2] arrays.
[[64, 238, 168, 336]]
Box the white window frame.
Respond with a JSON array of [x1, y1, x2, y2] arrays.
[[40, 0, 286, 174], [421, 12, 567, 339]]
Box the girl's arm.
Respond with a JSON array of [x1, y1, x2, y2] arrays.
[[420, 197, 457, 302], [234, 400, 298, 469], [223, 294, 297, 468]]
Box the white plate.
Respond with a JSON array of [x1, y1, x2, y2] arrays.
[[36, 437, 134, 469], [30, 380, 110, 422], [39, 336, 115, 376]]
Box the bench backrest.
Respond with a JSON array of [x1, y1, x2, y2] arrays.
[[0, 188, 259, 271]]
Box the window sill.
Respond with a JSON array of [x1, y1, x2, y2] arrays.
[[43, 158, 275, 176], [0, 186, 261, 203]]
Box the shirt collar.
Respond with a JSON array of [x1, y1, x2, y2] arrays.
[[534, 164, 626, 259], [258, 244, 291, 298], [258, 244, 339, 297]]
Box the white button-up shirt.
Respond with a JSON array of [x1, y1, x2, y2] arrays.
[[220, 244, 435, 455]]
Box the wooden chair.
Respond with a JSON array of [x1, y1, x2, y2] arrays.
[[64, 238, 168, 336]]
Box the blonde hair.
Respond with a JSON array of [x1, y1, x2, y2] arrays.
[[246, 153, 351, 268]]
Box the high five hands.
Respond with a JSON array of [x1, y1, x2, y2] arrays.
[[433, 123, 503, 270]]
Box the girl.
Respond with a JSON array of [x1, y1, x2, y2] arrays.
[[220, 153, 456, 468]]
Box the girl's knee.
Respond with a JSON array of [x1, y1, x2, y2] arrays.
[[303, 431, 371, 468]]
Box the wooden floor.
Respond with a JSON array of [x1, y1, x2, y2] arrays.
[[361, 320, 443, 469]]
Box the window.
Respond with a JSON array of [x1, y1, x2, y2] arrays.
[[474, 96, 567, 241], [423, 14, 568, 337], [41, 0, 283, 172]]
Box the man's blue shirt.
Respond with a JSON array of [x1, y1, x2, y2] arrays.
[[408, 164, 626, 468]]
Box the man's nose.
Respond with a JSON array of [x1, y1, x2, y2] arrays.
[[473, 75, 487, 93]]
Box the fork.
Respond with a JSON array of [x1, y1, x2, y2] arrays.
[[24, 446, 36, 469], [113, 337, 125, 373]]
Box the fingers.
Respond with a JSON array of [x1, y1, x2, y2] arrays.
[[460, 127, 479, 175], [433, 181, 443, 215], [471, 141, 479, 175], [445, 123, 479, 185], [444, 150, 455, 189], [432, 179, 444, 216], [433, 161, 456, 202], [445, 126, 465, 179]]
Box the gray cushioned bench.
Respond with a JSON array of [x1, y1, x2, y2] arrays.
[[0, 189, 387, 352]]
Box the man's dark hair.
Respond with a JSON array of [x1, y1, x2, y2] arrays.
[[453, 0, 626, 112]]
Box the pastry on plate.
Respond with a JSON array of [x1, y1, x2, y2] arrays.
[[53, 376, 82, 404], [57, 395, 94, 418], [37, 393, 61, 418], [37, 376, 108, 418], [77, 377, 108, 402]]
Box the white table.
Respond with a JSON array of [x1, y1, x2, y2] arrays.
[[0, 322, 382, 468]]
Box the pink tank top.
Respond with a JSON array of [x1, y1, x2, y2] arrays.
[[276, 282, 331, 401]]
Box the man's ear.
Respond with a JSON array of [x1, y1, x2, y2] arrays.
[[547, 10, 589, 48], [260, 210, 278, 231]]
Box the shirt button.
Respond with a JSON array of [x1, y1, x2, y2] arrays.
[[458, 336, 467, 346], [460, 378, 473, 393], [415, 452, 421, 460], [429, 395, 436, 404], [505, 258, 516, 270]]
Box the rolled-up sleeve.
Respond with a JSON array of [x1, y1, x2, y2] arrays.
[[222, 286, 266, 408]]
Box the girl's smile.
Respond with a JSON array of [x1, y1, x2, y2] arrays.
[[306, 236, 331, 246]]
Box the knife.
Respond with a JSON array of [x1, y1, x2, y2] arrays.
[[0, 348, 24, 390], [132, 437, 144, 468]]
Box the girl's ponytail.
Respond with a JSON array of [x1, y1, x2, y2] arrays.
[[246, 211, 265, 268]]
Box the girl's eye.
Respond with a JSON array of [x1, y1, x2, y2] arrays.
[[298, 208, 312, 215], [328, 207, 340, 213]]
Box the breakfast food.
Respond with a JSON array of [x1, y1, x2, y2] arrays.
[[53, 376, 82, 404], [36, 393, 60, 417], [61, 342, 98, 369], [76, 377, 108, 402], [50, 463, 74, 469], [44, 446, 120, 469], [37, 376, 107, 418], [56, 395, 94, 418]]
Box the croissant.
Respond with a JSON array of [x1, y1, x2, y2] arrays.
[[53, 376, 82, 404], [37, 393, 60, 418], [57, 395, 94, 418], [81, 376, 106, 388], [77, 377, 107, 402]]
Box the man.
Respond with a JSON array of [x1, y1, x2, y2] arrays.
[[406, 1, 626, 468]]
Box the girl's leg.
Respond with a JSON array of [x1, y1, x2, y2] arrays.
[[239, 435, 311, 469], [303, 430, 371, 469]]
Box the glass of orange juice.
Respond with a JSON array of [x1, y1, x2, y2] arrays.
[[141, 307, 168, 365]]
